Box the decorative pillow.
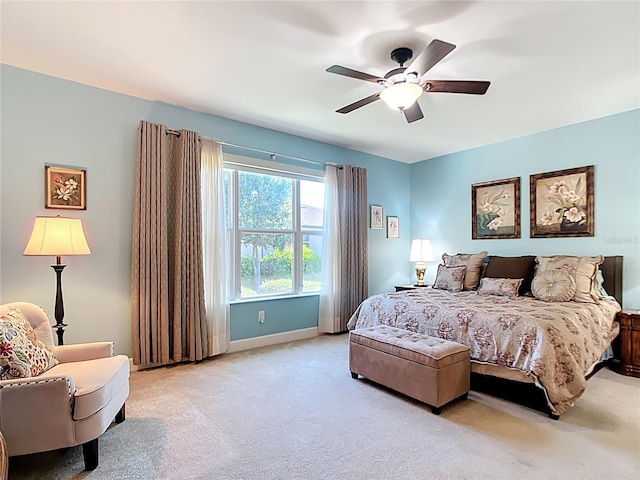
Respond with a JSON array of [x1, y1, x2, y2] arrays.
[[482, 256, 536, 296], [531, 269, 577, 302], [433, 264, 467, 292], [476, 277, 523, 298], [535, 255, 603, 303], [442, 251, 488, 290], [0, 308, 58, 380]]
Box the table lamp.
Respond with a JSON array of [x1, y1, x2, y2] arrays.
[[409, 238, 433, 286]]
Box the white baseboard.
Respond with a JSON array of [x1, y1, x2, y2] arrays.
[[227, 327, 319, 353], [130, 327, 319, 371]]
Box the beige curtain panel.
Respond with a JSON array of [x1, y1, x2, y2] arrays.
[[336, 165, 369, 331], [131, 121, 209, 366], [320, 164, 368, 333]]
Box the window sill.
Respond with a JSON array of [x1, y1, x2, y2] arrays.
[[229, 292, 321, 305]]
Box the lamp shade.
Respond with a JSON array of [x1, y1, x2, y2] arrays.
[[379, 83, 423, 110], [23, 216, 91, 256], [409, 239, 434, 262]]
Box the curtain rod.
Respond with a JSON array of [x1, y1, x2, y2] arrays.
[[165, 129, 337, 168]]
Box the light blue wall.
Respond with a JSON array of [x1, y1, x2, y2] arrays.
[[409, 109, 640, 308], [5, 64, 633, 354], [230, 296, 319, 341], [0, 65, 410, 351]]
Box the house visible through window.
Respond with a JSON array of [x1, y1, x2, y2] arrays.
[[223, 156, 325, 300]]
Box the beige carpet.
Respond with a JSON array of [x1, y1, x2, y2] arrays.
[[8, 334, 640, 480]]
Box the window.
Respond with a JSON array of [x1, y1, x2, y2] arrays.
[[223, 157, 325, 300]]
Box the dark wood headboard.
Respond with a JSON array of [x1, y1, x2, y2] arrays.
[[602, 256, 623, 305]]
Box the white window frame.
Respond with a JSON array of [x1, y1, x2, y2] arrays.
[[223, 154, 324, 301]]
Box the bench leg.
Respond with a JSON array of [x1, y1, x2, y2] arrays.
[[350, 372, 358, 379], [431, 406, 442, 415]]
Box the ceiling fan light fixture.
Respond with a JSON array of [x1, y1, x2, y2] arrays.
[[379, 82, 423, 110]]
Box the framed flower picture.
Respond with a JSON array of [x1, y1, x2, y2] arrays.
[[471, 177, 520, 239], [370, 205, 383, 229], [387, 216, 399, 238], [45, 165, 87, 210], [530, 165, 594, 238]]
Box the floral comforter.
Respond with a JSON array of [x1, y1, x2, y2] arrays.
[[347, 289, 621, 415]]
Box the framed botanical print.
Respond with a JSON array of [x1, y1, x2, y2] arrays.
[[45, 165, 87, 210], [370, 205, 383, 229], [471, 177, 520, 239], [386, 216, 399, 238], [530, 165, 594, 238]]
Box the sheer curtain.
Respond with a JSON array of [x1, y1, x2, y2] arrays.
[[131, 121, 208, 366], [319, 164, 368, 333], [200, 139, 230, 355], [319, 165, 340, 332]]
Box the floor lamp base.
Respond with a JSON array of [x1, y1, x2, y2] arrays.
[[52, 263, 67, 346], [53, 322, 68, 346]]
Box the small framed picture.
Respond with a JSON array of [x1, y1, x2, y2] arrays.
[[370, 205, 383, 229], [45, 165, 86, 210], [387, 216, 399, 238]]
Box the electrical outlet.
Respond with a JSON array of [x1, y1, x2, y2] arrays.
[[258, 310, 265, 323]]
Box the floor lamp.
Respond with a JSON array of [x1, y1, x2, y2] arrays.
[[23, 216, 91, 345]]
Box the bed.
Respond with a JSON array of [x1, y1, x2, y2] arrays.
[[347, 255, 623, 418]]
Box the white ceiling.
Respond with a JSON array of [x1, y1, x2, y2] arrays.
[[1, 1, 639, 163]]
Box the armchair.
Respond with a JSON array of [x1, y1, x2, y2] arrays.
[[0, 302, 129, 471]]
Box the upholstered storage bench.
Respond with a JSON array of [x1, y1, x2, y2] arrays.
[[349, 325, 470, 414]]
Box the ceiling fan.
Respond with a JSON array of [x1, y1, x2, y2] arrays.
[[326, 39, 490, 123]]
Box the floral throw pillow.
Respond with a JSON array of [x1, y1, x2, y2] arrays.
[[433, 265, 467, 292], [442, 251, 488, 291], [0, 308, 58, 380], [476, 277, 523, 298]]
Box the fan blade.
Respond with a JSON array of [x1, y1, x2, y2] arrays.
[[402, 103, 424, 123], [336, 92, 381, 114], [423, 80, 491, 95], [405, 39, 456, 78], [326, 65, 384, 84]]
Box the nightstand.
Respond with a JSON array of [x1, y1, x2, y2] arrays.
[[395, 285, 430, 292], [614, 309, 640, 378]]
